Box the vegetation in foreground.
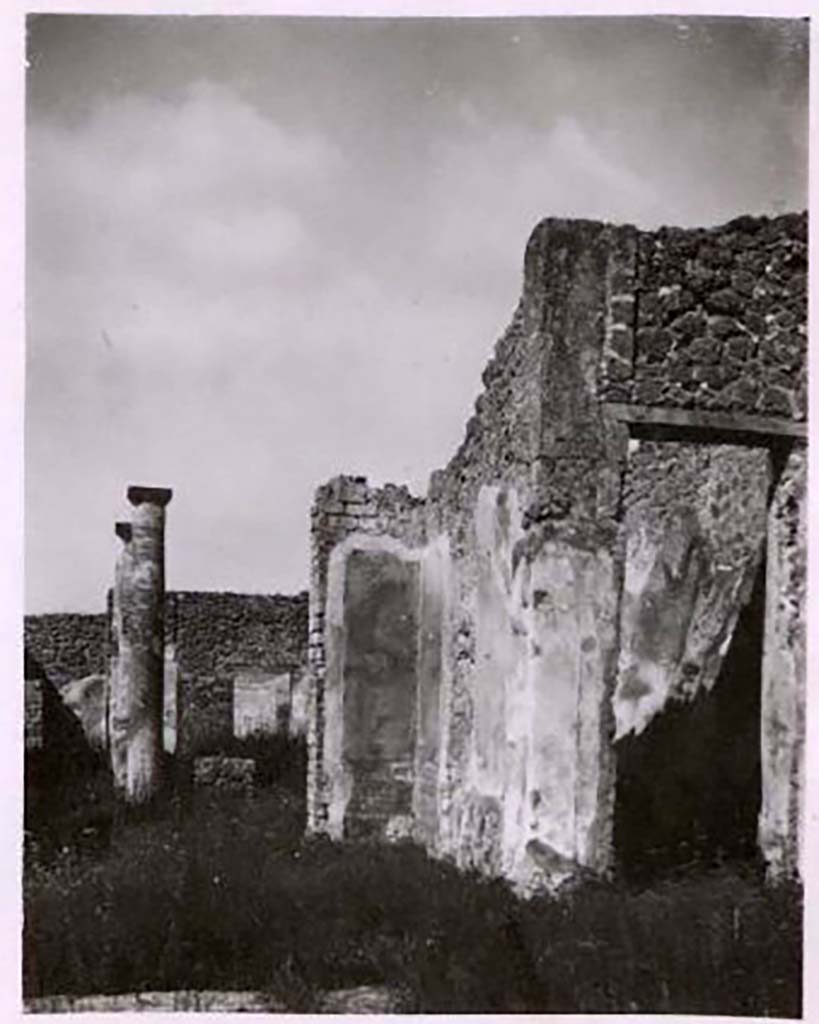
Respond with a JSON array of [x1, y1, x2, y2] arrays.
[[24, 740, 802, 1016]]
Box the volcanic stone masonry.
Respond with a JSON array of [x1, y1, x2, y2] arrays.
[[306, 212, 807, 892], [23, 613, 107, 689], [165, 590, 309, 755]]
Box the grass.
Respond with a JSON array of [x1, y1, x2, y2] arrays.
[[24, 742, 802, 1016]]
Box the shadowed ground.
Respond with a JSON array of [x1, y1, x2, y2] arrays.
[[24, 733, 801, 1017]]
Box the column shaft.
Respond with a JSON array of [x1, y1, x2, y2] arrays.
[[110, 486, 172, 803]]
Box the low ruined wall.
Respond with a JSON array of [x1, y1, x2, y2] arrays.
[[167, 591, 307, 675], [166, 591, 308, 755], [26, 591, 309, 757], [307, 212, 807, 891], [23, 614, 107, 689]]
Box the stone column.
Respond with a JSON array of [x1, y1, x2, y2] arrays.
[[759, 447, 806, 881], [110, 486, 172, 803], [109, 521, 132, 794]]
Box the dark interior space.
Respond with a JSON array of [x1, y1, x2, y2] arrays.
[[613, 556, 766, 882]]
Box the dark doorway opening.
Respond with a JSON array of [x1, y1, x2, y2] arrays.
[[613, 555, 765, 882]]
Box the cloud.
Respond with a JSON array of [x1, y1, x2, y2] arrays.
[[25, 78, 511, 610], [26, 78, 355, 424], [24, 20, 808, 612], [28, 80, 343, 294]]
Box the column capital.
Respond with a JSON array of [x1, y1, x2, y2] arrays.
[[127, 485, 173, 507]]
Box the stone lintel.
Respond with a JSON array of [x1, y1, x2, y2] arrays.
[[114, 521, 133, 541], [602, 402, 807, 440], [127, 485, 173, 507]]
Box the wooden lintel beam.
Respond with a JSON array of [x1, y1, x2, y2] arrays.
[[602, 402, 807, 441]]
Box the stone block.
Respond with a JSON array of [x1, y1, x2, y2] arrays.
[[705, 288, 743, 315], [758, 386, 793, 418], [193, 755, 256, 793], [638, 327, 673, 363], [669, 309, 707, 339]]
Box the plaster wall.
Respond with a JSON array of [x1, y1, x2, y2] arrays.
[[321, 534, 422, 841], [307, 477, 426, 833], [614, 441, 772, 738], [412, 536, 450, 849]]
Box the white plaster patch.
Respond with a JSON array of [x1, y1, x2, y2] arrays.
[[385, 815, 414, 842], [233, 669, 291, 738]]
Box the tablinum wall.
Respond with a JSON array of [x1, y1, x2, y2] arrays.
[[307, 213, 807, 891]]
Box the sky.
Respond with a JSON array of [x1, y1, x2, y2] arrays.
[[25, 14, 808, 613]]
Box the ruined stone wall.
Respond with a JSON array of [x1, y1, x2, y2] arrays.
[[307, 477, 426, 834], [166, 592, 308, 675], [23, 614, 108, 689], [303, 303, 548, 838], [415, 233, 563, 868], [26, 592, 308, 756], [423, 220, 633, 887], [307, 211, 807, 890], [166, 591, 308, 755]]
